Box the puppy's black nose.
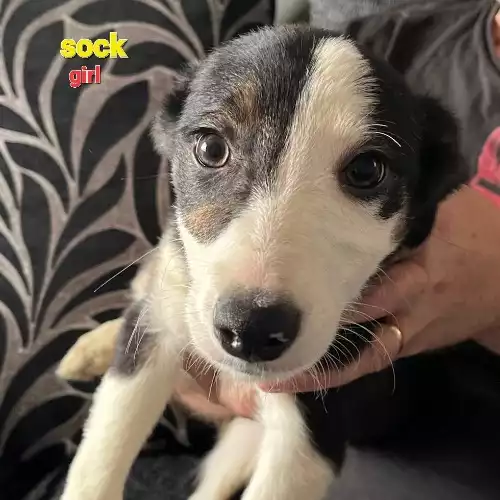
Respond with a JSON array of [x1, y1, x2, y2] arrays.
[[213, 291, 301, 362]]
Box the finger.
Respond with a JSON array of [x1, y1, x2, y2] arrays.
[[262, 324, 405, 393], [347, 259, 428, 323], [182, 356, 257, 417], [218, 382, 256, 418], [175, 379, 235, 420]]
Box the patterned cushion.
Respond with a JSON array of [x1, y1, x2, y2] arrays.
[[0, 1, 274, 498]]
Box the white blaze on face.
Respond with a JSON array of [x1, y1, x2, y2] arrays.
[[180, 38, 401, 376]]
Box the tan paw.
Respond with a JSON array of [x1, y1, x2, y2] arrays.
[[57, 318, 123, 381]]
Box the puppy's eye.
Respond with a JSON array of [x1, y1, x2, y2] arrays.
[[340, 153, 386, 191], [194, 133, 230, 168]]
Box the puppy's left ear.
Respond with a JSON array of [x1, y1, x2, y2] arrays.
[[403, 97, 469, 248], [418, 97, 469, 201], [151, 62, 199, 157]]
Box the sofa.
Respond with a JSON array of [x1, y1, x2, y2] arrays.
[[1, 1, 500, 499]]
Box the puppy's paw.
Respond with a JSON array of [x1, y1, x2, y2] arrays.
[[60, 491, 122, 500], [60, 487, 123, 500], [187, 494, 222, 500], [57, 318, 123, 381], [188, 490, 243, 500]]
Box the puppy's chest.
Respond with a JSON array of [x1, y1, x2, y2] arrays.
[[295, 362, 408, 468]]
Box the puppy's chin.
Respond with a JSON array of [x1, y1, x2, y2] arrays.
[[197, 352, 316, 385], [188, 326, 333, 384]]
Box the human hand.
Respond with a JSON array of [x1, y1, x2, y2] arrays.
[[177, 187, 500, 416], [270, 186, 500, 392], [174, 367, 256, 420]]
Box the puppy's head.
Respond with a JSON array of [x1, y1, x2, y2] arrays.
[[152, 26, 466, 381]]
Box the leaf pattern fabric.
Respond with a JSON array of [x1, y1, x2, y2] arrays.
[[0, 0, 274, 498]]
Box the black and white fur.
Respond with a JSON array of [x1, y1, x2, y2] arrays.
[[60, 26, 467, 500]]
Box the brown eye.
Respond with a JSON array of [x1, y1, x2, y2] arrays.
[[340, 153, 386, 191], [194, 133, 230, 168]]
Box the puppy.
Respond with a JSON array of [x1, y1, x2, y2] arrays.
[[60, 25, 467, 500]]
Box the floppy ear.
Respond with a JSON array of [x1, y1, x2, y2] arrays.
[[402, 97, 469, 248], [150, 62, 199, 157], [418, 97, 469, 203]]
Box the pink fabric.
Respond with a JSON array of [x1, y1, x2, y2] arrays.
[[470, 127, 500, 207]]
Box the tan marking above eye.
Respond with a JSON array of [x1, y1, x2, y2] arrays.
[[228, 76, 259, 122], [182, 203, 231, 241]]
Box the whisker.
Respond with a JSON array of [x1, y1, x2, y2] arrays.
[[133, 322, 150, 365], [327, 344, 348, 370], [335, 332, 361, 360], [207, 369, 218, 402], [347, 321, 397, 392], [125, 305, 149, 355], [94, 247, 158, 292], [346, 300, 398, 324], [340, 308, 383, 330], [372, 130, 402, 148], [329, 336, 355, 366]]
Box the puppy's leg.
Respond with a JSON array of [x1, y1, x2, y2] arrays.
[[188, 417, 262, 500], [61, 235, 189, 500], [60, 305, 180, 500], [57, 318, 123, 381], [242, 393, 334, 500]]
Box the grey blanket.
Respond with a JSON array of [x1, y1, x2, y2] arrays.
[[310, 0, 408, 30]]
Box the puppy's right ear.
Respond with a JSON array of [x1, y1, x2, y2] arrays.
[[151, 62, 198, 157]]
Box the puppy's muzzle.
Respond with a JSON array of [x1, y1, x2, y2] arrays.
[[213, 290, 302, 362]]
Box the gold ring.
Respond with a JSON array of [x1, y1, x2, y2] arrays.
[[388, 325, 404, 356]]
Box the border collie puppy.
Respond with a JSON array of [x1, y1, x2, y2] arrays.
[[60, 25, 467, 500]]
